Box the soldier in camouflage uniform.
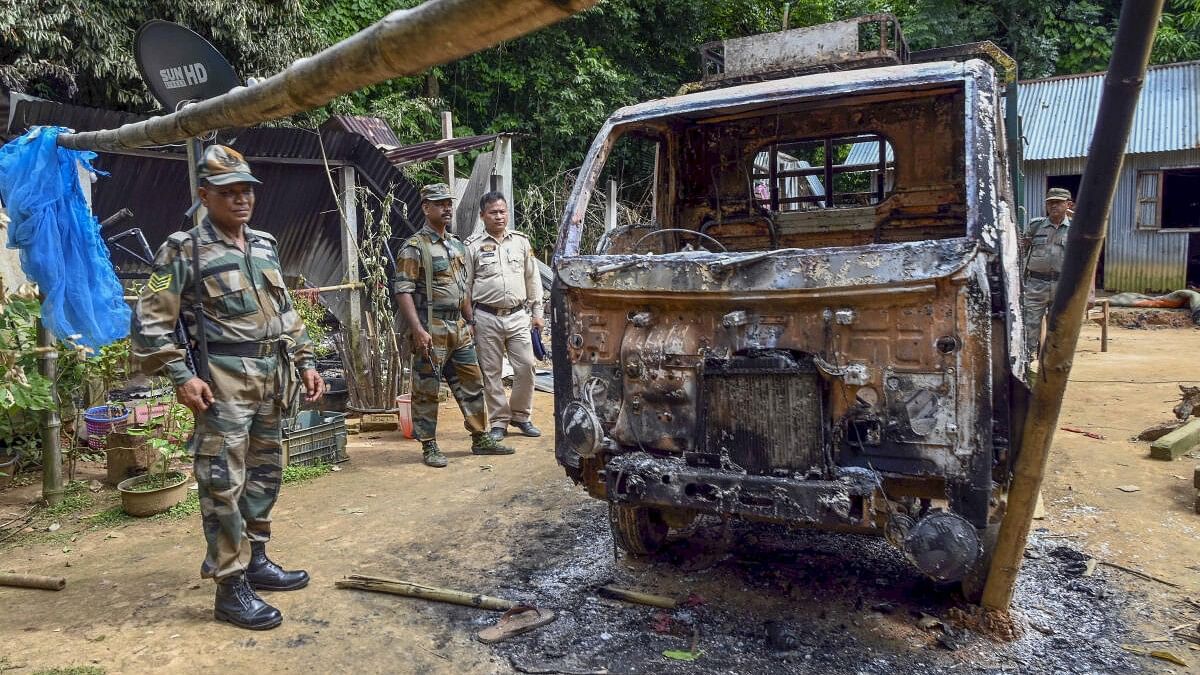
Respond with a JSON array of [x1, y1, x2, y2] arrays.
[[392, 183, 514, 467], [1021, 187, 1074, 359], [131, 145, 325, 631]]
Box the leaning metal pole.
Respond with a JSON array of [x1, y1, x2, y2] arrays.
[[981, 0, 1164, 611], [55, 0, 596, 151]]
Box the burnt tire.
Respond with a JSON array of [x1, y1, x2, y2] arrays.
[[960, 523, 1000, 604], [609, 504, 668, 556]]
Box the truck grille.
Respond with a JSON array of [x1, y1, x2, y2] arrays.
[[701, 353, 825, 475]]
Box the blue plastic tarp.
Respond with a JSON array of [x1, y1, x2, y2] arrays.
[[0, 126, 129, 349]]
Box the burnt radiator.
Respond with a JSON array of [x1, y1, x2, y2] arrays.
[[699, 352, 825, 475]]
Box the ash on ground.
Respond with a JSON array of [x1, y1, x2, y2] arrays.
[[482, 501, 1150, 674]]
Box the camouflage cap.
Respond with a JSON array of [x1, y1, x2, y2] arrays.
[[1045, 187, 1072, 202], [420, 183, 453, 202], [197, 145, 261, 186]]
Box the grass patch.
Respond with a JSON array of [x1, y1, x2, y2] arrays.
[[283, 462, 332, 484], [32, 667, 105, 675], [42, 482, 94, 518], [150, 491, 200, 520], [86, 506, 134, 528]]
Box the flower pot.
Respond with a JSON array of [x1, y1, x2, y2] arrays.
[[0, 454, 17, 490], [117, 471, 190, 517]]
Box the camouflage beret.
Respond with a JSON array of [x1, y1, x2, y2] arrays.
[[420, 183, 453, 202], [197, 145, 260, 186]]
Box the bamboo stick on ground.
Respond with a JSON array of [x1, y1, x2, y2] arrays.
[[335, 575, 516, 611], [0, 572, 66, 591], [597, 585, 678, 609]]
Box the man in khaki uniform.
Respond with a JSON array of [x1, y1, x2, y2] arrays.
[[465, 192, 545, 441], [132, 145, 324, 630], [1021, 187, 1074, 358], [393, 184, 514, 467]]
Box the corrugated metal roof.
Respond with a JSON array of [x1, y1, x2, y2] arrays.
[[1018, 60, 1200, 161], [844, 141, 895, 165], [4, 97, 424, 325], [322, 115, 402, 148], [383, 134, 501, 166]]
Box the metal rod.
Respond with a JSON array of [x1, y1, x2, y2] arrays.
[[981, 0, 1165, 611], [54, 0, 596, 152]]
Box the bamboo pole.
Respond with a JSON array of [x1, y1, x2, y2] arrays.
[[597, 585, 678, 609], [55, 0, 597, 152], [335, 575, 516, 611], [981, 0, 1164, 611], [0, 572, 66, 591]]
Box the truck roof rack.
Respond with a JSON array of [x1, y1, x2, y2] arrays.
[[697, 14, 909, 89]]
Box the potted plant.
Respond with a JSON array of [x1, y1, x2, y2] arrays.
[[117, 435, 189, 517]]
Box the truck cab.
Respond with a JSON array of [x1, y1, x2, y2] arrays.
[[550, 16, 1027, 597]]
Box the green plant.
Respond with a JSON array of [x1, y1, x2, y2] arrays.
[[291, 291, 332, 358], [0, 288, 54, 466], [125, 403, 190, 491], [43, 481, 93, 517], [283, 462, 332, 483]]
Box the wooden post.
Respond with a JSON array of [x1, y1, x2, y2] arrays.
[[441, 111, 455, 191], [185, 137, 206, 226], [605, 179, 618, 232], [493, 134, 514, 216], [339, 166, 363, 376], [1100, 299, 1109, 353], [981, 0, 1164, 611]]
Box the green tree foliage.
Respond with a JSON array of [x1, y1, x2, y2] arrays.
[[3, 0, 1197, 250], [0, 0, 315, 109]]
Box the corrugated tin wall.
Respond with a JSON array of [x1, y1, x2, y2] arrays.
[[1024, 151, 1197, 292]]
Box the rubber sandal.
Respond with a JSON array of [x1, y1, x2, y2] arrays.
[[477, 604, 557, 644]]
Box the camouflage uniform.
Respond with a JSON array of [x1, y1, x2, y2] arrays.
[[1022, 197, 1072, 357], [392, 224, 488, 440], [132, 218, 314, 581]]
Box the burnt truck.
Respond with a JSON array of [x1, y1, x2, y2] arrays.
[[550, 16, 1029, 597]]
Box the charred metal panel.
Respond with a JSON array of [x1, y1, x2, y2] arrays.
[[700, 353, 824, 476], [606, 452, 879, 527]]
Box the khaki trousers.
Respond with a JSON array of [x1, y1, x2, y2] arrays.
[[474, 309, 536, 429]]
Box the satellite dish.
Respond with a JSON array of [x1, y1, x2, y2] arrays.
[[135, 20, 241, 112]]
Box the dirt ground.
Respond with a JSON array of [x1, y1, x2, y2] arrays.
[[1, 322, 1199, 674]]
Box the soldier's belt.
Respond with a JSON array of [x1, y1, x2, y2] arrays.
[[417, 306, 462, 321], [207, 340, 285, 358], [474, 302, 524, 317], [1027, 270, 1060, 282]]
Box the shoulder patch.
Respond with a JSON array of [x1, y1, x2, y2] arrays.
[[509, 230, 529, 239], [147, 272, 172, 292], [464, 234, 480, 246], [166, 231, 192, 247]]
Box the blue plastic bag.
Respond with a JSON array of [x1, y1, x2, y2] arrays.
[[0, 126, 129, 349]]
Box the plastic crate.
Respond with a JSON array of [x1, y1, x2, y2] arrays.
[[283, 411, 348, 467]]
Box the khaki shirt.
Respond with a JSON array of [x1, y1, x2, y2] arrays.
[[131, 219, 315, 386], [1023, 216, 1070, 276], [465, 228, 544, 320], [391, 225, 469, 310]]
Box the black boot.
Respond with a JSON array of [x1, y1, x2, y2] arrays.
[[246, 541, 310, 591], [214, 574, 283, 630]]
